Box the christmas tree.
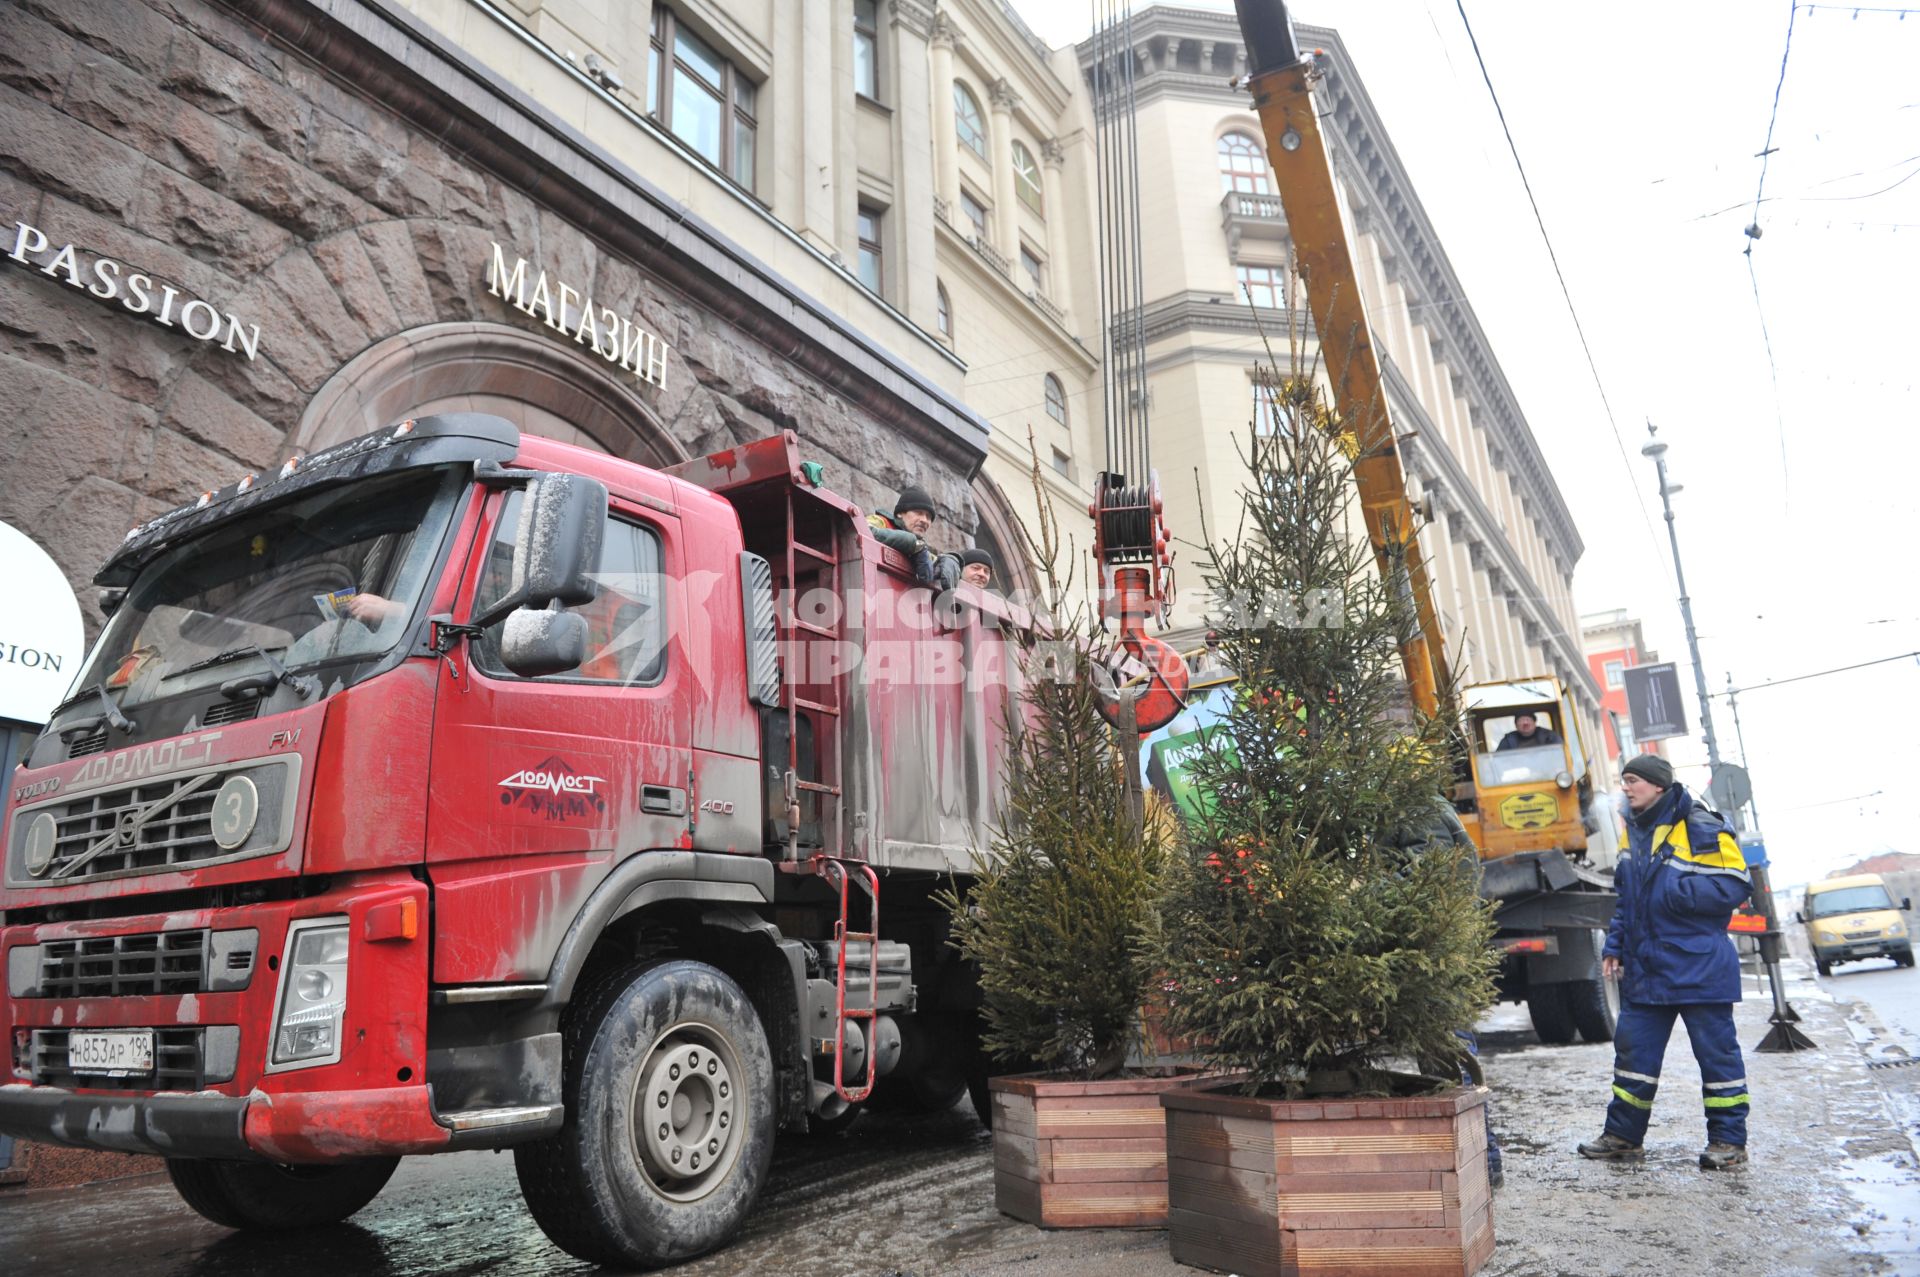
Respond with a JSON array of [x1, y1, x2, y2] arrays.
[[945, 451, 1170, 1080], [1157, 362, 1497, 1094]]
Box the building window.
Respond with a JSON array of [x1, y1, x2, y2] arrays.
[[1044, 373, 1067, 424], [1604, 659, 1624, 689], [856, 204, 883, 291], [1217, 131, 1272, 195], [959, 189, 989, 240], [935, 281, 952, 337], [853, 0, 880, 100], [1020, 245, 1045, 293], [1012, 141, 1043, 215], [1235, 264, 1287, 309], [954, 81, 988, 158], [1051, 446, 1073, 479], [651, 8, 758, 190]]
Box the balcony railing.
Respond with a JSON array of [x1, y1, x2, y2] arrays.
[[1028, 288, 1067, 326], [1221, 189, 1289, 259], [969, 234, 1012, 277]]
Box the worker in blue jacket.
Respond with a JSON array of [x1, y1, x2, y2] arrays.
[[1578, 753, 1752, 1170]]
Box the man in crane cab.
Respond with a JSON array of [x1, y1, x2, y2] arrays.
[[1496, 710, 1561, 751], [868, 486, 955, 588], [1578, 753, 1752, 1171]]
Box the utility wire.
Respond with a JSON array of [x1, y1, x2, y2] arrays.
[[1747, 1, 1799, 511], [1450, 1, 1657, 548], [1721, 650, 1920, 695]]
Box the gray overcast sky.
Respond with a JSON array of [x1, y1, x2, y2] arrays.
[[1016, 0, 1920, 886]]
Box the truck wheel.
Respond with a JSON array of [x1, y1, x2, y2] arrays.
[[1566, 931, 1618, 1044], [515, 959, 775, 1269], [1526, 984, 1577, 1045], [1815, 958, 1832, 978], [165, 1157, 399, 1230]]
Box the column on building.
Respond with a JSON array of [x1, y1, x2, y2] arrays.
[[800, 1, 839, 250], [928, 14, 960, 222], [888, 0, 938, 327], [1040, 137, 1071, 321], [987, 78, 1020, 261]]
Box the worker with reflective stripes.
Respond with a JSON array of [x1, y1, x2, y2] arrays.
[[1578, 754, 1752, 1170]]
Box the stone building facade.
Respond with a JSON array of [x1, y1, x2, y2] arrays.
[[0, 0, 1601, 737], [0, 0, 995, 649]]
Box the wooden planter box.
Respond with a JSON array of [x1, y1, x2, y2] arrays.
[[1161, 1081, 1494, 1277], [991, 1069, 1215, 1229]]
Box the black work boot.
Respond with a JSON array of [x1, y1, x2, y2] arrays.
[[1699, 1142, 1748, 1170], [1577, 1132, 1644, 1161]]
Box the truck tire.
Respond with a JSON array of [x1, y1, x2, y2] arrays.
[[515, 958, 776, 1269], [1815, 957, 1832, 977], [1526, 983, 1577, 1045], [1566, 931, 1619, 1044], [165, 1157, 399, 1230]]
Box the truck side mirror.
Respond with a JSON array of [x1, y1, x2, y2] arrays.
[[473, 473, 608, 629], [1904, 897, 1912, 912], [1792, 910, 1804, 924], [500, 602, 590, 678]]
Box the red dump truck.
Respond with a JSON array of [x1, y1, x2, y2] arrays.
[[0, 413, 1025, 1266]]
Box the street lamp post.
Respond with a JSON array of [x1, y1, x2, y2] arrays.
[[1639, 425, 1723, 774], [1640, 425, 1812, 1052]]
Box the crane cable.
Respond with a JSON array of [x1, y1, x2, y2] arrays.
[[1089, 0, 1154, 556]]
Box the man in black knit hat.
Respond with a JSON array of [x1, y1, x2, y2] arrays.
[[1578, 752, 1753, 1170], [868, 485, 945, 586]]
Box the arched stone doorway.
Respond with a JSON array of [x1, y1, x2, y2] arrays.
[[969, 472, 1037, 599], [294, 322, 685, 465]]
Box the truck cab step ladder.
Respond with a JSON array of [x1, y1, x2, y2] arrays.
[[811, 855, 880, 1104]]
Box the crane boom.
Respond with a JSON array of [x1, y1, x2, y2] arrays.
[[1233, 2, 1451, 719]]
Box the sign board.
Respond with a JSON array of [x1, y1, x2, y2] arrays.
[[0, 521, 85, 724], [1622, 661, 1688, 743], [1708, 764, 1752, 816], [1497, 792, 1559, 831]]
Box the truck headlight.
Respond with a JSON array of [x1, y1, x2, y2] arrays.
[[1815, 929, 1839, 945], [270, 919, 349, 1070], [1888, 919, 1906, 937]]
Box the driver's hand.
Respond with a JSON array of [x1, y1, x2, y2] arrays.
[[347, 593, 399, 624], [1602, 955, 1622, 980]]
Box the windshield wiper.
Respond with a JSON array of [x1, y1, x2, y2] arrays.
[[58, 682, 138, 739], [214, 644, 320, 700], [172, 645, 288, 677]]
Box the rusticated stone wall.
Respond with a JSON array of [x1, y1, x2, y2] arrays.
[[0, 0, 982, 641]]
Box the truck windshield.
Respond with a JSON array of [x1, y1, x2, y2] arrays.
[[1809, 885, 1895, 917], [66, 467, 464, 712]]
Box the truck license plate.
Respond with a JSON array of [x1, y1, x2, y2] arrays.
[[67, 1030, 154, 1077]]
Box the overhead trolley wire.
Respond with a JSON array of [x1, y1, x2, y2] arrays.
[[1451, 1, 1658, 550], [1745, 1, 1800, 510]]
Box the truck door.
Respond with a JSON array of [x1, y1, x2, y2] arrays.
[[424, 485, 694, 985]]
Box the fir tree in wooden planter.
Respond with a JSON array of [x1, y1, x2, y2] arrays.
[[1154, 367, 1499, 1277], [945, 476, 1200, 1230]]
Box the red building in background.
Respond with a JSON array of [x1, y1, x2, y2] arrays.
[[1580, 609, 1666, 770]]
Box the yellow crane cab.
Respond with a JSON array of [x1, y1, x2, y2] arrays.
[[1462, 678, 1594, 861]]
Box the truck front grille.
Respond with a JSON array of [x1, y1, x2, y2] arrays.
[[20, 760, 293, 886], [66, 729, 109, 759], [35, 930, 209, 999], [1843, 930, 1879, 940], [31, 1026, 206, 1091]]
